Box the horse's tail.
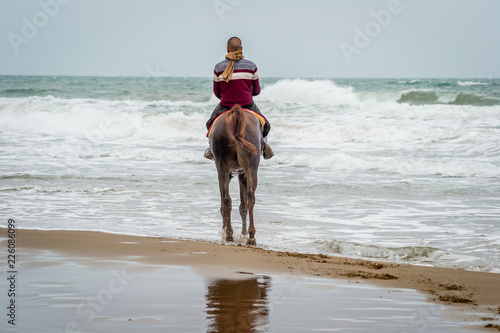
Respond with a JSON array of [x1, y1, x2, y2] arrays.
[[226, 105, 258, 155]]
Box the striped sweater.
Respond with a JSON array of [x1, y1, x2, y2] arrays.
[[213, 58, 261, 107]]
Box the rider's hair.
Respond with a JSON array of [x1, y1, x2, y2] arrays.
[[227, 37, 242, 52]]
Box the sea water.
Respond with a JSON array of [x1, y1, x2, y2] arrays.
[[1, 76, 499, 272]]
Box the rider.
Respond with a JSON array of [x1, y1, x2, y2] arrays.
[[204, 36, 273, 160]]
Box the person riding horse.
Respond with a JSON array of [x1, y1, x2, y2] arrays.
[[205, 36, 273, 160]]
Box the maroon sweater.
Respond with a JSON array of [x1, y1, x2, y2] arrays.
[[213, 58, 261, 107]]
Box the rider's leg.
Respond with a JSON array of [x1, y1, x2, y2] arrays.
[[206, 103, 227, 130], [204, 103, 228, 160], [244, 103, 273, 160]]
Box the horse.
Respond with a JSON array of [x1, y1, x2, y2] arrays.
[[209, 105, 263, 246]]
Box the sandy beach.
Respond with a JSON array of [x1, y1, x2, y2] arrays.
[[1, 228, 500, 332]]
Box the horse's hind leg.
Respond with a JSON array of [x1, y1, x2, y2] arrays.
[[238, 173, 248, 236], [246, 170, 258, 246], [218, 171, 233, 242]]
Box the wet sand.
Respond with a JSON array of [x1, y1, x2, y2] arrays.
[[1, 228, 500, 332]]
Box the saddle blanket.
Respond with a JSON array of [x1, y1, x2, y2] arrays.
[[206, 109, 266, 138]]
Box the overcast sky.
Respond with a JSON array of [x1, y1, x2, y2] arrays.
[[1, 0, 499, 78]]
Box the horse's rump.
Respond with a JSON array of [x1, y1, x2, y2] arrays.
[[225, 105, 258, 155]]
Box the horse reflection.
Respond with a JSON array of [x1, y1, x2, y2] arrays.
[[205, 275, 271, 333]]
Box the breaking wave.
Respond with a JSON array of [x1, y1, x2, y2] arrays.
[[259, 79, 360, 106], [397, 90, 500, 106], [258, 79, 500, 106], [457, 81, 489, 86]]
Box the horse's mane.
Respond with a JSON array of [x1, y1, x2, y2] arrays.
[[225, 105, 258, 155]]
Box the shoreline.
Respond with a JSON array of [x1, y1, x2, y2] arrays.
[[2, 228, 500, 328]]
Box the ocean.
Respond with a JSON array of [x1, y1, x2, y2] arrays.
[[1, 75, 499, 272]]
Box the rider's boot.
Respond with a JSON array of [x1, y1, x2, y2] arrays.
[[204, 148, 214, 160], [263, 143, 274, 160]]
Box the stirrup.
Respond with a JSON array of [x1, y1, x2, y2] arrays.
[[204, 148, 214, 161], [263, 144, 274, 160]]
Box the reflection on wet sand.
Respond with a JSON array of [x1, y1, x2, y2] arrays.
[[8, 235, 489, 333], [205, 274, 271, 333]]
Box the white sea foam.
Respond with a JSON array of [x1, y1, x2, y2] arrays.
[[1, 92, 499, 179], [323, 239, 448, 262], [457, 81, 488, 86], [0, 96, 208, 139], [271, 151, 500, 178]]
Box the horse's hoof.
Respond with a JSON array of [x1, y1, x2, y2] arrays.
[[247, 238, 256, 246], [226, 235, 234, 242]]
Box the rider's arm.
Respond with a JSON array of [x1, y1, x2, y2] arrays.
[[213, 72, 222, 99], [252, 69, 261, 96]]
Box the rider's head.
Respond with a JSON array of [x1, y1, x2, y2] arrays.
[[227, 36, 242, 53]]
